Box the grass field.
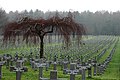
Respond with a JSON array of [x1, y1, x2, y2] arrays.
[[97, 37, 120, 80], [0, 36, 120, 80]]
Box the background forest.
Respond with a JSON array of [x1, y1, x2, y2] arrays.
[[0, 8, 120, 35]]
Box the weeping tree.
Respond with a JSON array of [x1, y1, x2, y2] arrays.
[[3, 12, 86, 58]]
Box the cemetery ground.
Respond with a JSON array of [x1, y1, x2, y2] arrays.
[[0, 35, 120, 80]]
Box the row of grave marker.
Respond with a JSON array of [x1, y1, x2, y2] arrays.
[[0, 36, 118, 80], [0, 45, 117, 80]]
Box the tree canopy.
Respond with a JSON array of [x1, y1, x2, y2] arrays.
[[3, 12, 85, 43], [3, 12, 86, 58]]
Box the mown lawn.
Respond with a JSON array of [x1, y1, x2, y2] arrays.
[[0, 36, 120, 80], [97, 37, 120, 80]]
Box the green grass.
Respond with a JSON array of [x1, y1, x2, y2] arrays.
[[97, 37, 120, 80], [98, 42, 115, 63], [0, 36, 120, 80]]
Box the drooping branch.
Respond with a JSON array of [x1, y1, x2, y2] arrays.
[[3, 12, 86, 58]]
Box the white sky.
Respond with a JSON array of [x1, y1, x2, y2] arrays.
[[0, 0, 120, 13]]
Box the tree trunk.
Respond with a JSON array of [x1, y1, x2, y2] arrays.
[[40, 36, 44, 58]]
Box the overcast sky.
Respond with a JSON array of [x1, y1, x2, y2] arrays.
[[0, 0, 120, 13]]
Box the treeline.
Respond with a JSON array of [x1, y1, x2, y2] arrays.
[[0, 8, 120, 35]]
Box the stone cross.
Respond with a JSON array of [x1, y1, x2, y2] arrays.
[[77, 62, 89, 80], [0, 61, 5, 79], [14, 52, 19, 61], [87, 59, 92, 78], [63, 61, 69, 74], [3, 54, 12, 69], [10, 57, 27, 80], [50, 70, 57, 80], [66, 63, 79, 80], [92, 57, 97, 76], [33, 59, 39, 71], [16, 59, 24, 68], [97, 63, 101, 75], [53, 62, 57, 70], [54, 54, 57, 62], [10, 66, 28, 80], [34, 62, 48, 80]]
